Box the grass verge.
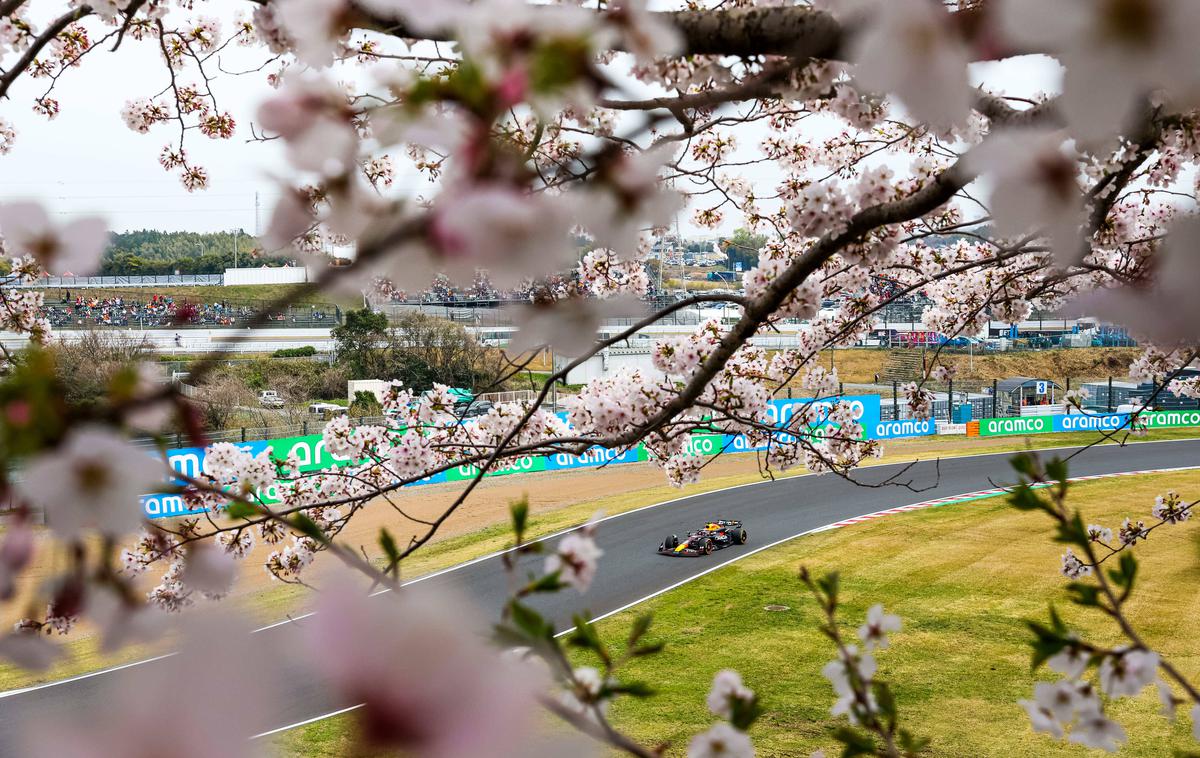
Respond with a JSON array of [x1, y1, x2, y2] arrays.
[[578, 471, 1200, 757]]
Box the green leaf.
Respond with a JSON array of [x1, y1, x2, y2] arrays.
[[509, 497, 529, 543], [627, 613, 653, 647], [1045, 457, 1069, 484], [1007, 484, 1047, 512], [832, 726, 876, 757], [1054, 512, 1089, 546], [224, 501, 259, 519], [729, 695, 763, 732], [1109, 551, 1138, 591], [605, 680, 655, 698], [873, 681, 898, 729], [508, 600, 553, 641], [568, 614, 609, 665], [1010, 452, 1038, 479], [817, 571, 840, 609], [378, 528, 400, 568], [1065, 582, 1101, 608], [522, 571, 566, 594], [898, 728, 931, 755], [289, 513, 325, 541], [630, 642, 666, 657]]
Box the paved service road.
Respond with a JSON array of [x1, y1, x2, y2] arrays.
[[0, 439, 1197, 751]]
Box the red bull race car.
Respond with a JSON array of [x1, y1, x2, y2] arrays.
[[658, 519, 748, 556]]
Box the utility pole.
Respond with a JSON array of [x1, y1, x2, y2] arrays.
[[233, 229, 239, 269], [254, 192, 261, 237]]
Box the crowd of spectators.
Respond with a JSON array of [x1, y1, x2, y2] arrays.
[[41, 292, 336, 328]]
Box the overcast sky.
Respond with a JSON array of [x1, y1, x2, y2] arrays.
[[0, 13, 1059, 238]]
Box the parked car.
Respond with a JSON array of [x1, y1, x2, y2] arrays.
[[259, 390, 284, 408], [308, 402, 347, 417]]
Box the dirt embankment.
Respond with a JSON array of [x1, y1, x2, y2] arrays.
[[820, 347, 1140, 384]]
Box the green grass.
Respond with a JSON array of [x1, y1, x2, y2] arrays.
[[271, 443, 1200, 755], [579, 471, 1200, 757]]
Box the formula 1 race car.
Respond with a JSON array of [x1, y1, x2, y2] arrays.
[[658, 519, 748, 556]]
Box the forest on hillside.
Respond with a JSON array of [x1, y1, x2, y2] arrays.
[[100, 230, 298, 275]]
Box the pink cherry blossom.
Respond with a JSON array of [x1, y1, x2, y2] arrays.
[[0, 201, 107, 275], [848, 0, 971, 129], [22, 612, 281, 758], [305, 575, 536, 756], [17, 427, 163, 539]]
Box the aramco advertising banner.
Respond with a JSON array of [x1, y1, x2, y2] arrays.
[[137, 394, 918, 520], [977, 409, 1200, 438]]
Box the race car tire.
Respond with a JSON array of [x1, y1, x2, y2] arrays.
[[664, 535, 679, 549], [731, 528, 747, 545], [703, 539, 714, 555]]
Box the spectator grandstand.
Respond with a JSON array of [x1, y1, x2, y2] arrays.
[[39, 292, 340, 329]]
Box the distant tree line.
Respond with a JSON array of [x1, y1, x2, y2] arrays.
[[99, 230, 298, 275]]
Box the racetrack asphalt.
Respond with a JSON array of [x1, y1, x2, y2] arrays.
[[0, 438, 1197, 751]]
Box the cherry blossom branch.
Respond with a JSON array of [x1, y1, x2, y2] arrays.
[[0, 6, 89, 100]]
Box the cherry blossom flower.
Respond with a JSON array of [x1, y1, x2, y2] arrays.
[[88, 585, 169, 654], [1060, 548, 1091, 580], [0, 629, 63, 671], [1097, 648, 1159, 698], [416, 183, 575, 290], [930, 364, 956, 382], [1047, 645, 1089, 680], [509, 296, 641, 358], [968, 130, 1084, 268], [1068, 710, 1127, 752], [558, 664, 612, 721], [607, 0, 682, 62], [848, 0, 971, 129], [22, 612, 281, 758], [546, 521, 604, 593], [17, 427, 162, 539], [1118, 517, 1148, 546], [0, 117, 17, 154], [1152, 490, 1190, 524], [857, 604, 901, 651], [706, 669, 755, 720], [256, 72, 356, 176], [0, 521, 34, 600], [304, 576, 536, 756], [181, 544, 237, 597], [687, 722, 754, 758], [1085, 524, 1112, 544], [1156, 678, 1179, 720], [274, 0, 348, 67], [997, 0, 1200, 144], [0, 201, 107, 275]]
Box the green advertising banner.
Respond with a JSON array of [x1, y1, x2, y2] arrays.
[[978, 416, 1054, 437], [1141, 410, 1200, 429], [446, 455, 548, 481]]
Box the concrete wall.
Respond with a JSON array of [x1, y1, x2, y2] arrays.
[[223, 266, 308, 286], [556, 348, 669, 384], [348, 379, 391, 402]]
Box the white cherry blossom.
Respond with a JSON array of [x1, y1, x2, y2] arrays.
[[687, 722, 754, 758]]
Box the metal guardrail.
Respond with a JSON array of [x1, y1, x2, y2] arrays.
[[10, 274, 226, 288]]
